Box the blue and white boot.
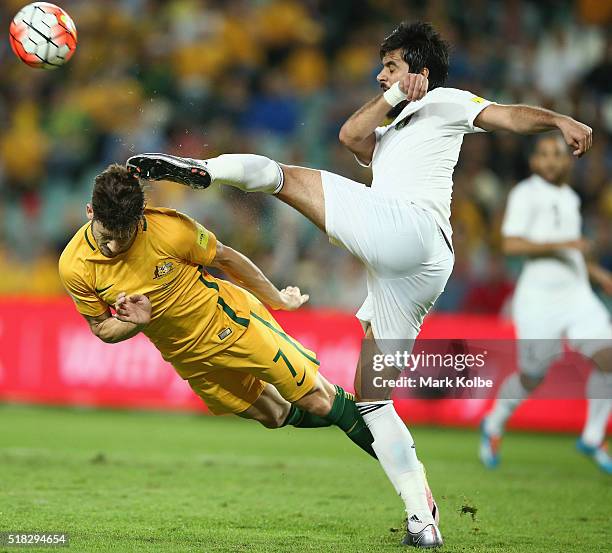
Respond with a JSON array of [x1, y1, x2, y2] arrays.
[[479, 419, 501, 469], [576, 438, 612, 474]]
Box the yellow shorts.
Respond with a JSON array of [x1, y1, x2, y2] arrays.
[[186, 298, 320, 415]]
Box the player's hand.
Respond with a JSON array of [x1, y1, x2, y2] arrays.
[[277, 286, 309, 311], [398, 73, 428, 102], [556, 116, 593, 157], [598, 272, 612, 296], [114, 292, 152, 325]]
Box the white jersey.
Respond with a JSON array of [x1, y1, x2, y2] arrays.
[[358, 87, 493, 240], [503, 175, 611, 369], [502, 174, 589, 293]]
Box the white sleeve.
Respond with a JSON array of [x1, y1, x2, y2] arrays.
[[436, 89, 494, 134], [354, 126, 387, 167], [501, 185, 534, 238]]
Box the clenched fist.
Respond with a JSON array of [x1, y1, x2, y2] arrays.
[[399, 73, 429, 102], [557, 116, 593, 157]]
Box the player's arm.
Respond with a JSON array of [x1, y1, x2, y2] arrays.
[[502, 236, 589, 257], [210, 241, 308, 311], [474, 104, 593, 157], [59, 257, 149, 344], [338, 73, 428, 165], [170, 210, 307, 310], [83, 293, 151, 344], [587, 262, 612, 295]]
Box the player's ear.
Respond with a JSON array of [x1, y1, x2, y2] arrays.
[[86, 203, 94, 221], [420, 67, 430, 79]]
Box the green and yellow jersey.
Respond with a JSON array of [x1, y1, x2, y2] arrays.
[[58, 207, 255, 378]]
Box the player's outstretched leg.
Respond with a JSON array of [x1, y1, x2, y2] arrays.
[[479, 372, 531, 468], [127, 153, 214, 189], [126, 153, 327, 232], [127, 152, 284, 193]]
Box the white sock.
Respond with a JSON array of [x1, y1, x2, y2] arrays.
[[358, 401, 434, 524], [581, 370, 612, 447], [205, 154, 284, 194], [484, 373, 529, 437]]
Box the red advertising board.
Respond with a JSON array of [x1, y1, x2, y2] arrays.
[[0, 298, 606, 434]]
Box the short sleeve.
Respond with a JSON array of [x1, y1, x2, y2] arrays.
[[166, 211, 218, 266], [501, 185, 533, 238], [354, 126, 388, 167], [435, 89, 494, 134], [58, 255, 108, 317]]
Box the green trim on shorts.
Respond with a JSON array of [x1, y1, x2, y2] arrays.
[[199, 276, 250, 328], [250, 311, 320, 366]]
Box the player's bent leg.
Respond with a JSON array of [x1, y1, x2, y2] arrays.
[[291, 372, 335, 416], [577, 346, 612, 474], [241, 379, 343, 431], [568, 309, 612, 473], [187, 367, 267, 417], [479, 372, 538, 469], [480, 335, 560, 468], [276, 165, 326, 232], [228, 299, 376, 457], [238, 383, 291, 429], [188, 365, 332, 432], [286, 372, 376, 458]]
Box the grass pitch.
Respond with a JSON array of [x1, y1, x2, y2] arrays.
[[0, 404, 610, 552]]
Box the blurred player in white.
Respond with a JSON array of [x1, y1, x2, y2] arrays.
[[480, 135, 612, 474], [128, 22, 593, 547]]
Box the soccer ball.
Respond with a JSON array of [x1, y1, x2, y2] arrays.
[[9, 2, 77, 69]]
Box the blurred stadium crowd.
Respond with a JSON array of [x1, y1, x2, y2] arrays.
[[0, 0, 610, 312]]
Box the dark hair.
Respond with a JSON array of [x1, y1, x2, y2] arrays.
[[92, 164, 144, 233], [380, 21, 449, 90]]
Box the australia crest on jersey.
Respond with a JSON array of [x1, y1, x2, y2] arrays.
[[153, 261, 174, 280]]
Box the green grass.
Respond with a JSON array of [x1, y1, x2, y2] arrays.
[[0, 405, 609, 552]]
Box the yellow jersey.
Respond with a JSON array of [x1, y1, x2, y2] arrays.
[[58, 207, 254, 378]]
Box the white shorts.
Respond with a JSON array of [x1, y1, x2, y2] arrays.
[[513, 286, 612, 378], [322, 171, 454, 350]]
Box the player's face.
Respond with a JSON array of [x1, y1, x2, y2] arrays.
[[377, 49, 410, 91], [86, 204, 138, 258], [531, 138, 571, 185]]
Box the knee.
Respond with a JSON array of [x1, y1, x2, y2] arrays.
[[255, 410, 285, 429], [295, 389, 334, 418], [592, 347, 612, 372], [246, 403, 287, 429], [280, 164, 301, 183], [520, 373, 543, 391]]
